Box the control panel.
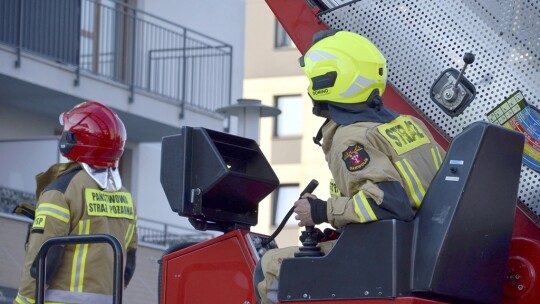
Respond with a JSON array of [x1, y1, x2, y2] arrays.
[[245, 232, 278, 261]]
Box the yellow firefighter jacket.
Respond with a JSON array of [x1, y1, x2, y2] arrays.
[[322, 115, 446, 229], [15, 162, 137, 304]]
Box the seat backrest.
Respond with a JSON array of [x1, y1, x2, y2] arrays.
[[412, 122, 524, 304]]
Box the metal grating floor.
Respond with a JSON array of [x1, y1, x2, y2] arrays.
[[320, 0, 540, 216]]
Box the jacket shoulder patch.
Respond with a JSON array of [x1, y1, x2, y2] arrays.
[[342, 144, 370, 171], [43, 167, 83, 194]]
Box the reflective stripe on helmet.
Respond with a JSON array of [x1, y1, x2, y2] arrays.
[[306, 50, 337, 63], [340, 75, 376, 99], [302, 31, 387, 104]]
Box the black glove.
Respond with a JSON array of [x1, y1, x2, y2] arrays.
[[307, 197, 328, 224], [125, 249, 136, 287]]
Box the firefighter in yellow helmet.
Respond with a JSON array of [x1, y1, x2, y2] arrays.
[[254, 30, 445, 304], [15, 101, 138, 304]]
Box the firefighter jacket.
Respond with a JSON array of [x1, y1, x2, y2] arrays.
[[322, 115, 446, 229], [15, 162, 138, 304]]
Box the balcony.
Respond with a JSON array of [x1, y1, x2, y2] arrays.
[[0, 0, 232, 123]]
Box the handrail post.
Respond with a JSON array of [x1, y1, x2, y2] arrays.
[[164, 223, 168, 247], [180, 28, 187, 119], [15, 0, 23, 67], [129, 8, 137, 104], [35, 234, 124, 304], [74, 0, 82, 87]]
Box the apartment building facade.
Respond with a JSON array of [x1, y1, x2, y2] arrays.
[[244, 0, 333, 247], [0, 1, 245, 303]]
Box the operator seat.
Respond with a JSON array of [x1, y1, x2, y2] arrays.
[[278, 122, 524, 304]]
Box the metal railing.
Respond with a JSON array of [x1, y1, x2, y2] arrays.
[[35, 235, 124, 304], [0, 0, 233, 116], [0, 185, 36, 214], [137, 217, 213, 248]]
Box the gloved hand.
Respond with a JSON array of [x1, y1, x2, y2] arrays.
[[306, 197, 328, 225], [293, 197, 315, 227], [294, 193, 328, 226]]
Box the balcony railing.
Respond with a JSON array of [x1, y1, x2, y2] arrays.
[[0, 0, 233, 116], [137, 217, 213, 248]]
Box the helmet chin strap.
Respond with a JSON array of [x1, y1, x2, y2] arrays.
[[311, 89, 383, 146], [313, 118, 330, 146], [81, 163, 122, 191], [367, 89, 383, 110]]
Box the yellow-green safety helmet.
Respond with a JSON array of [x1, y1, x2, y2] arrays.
[[300, 30, 387, 105]]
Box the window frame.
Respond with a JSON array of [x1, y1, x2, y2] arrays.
[[274, 19, 294, 49], [274, 94, 303, 138], [272, 183, 301, 227]]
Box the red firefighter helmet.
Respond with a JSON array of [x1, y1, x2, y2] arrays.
[[59, 101, 126, 168]]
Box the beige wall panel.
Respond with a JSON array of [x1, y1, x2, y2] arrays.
[[244, 0, 305, 78]]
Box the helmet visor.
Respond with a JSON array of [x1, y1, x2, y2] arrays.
[[59, 112, 66, 126]]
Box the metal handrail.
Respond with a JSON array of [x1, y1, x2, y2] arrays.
[[0, 0, 233, 115], [35, 234, 123, 304], [137, 217, 213, 248]]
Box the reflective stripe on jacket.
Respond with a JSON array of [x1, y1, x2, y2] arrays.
[[322, 116, 446, 228], [16, 162, 138, 303]]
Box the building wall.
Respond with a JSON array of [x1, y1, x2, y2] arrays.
[[244, 0, 304, 79], [0, 1, 246, 301], [140, 0, 246, 112], [243, 0, 333, 248], [132, 143, 194, 229], [0, 0, 247, 227], [0, 106, 56, 140], [244, 75, 333, 248]]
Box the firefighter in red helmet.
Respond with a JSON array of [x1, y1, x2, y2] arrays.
[[15, 101, 138, 304]]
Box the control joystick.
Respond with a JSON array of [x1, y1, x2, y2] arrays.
[[295, 226, 325, 257], [430, 52, 477, 117]]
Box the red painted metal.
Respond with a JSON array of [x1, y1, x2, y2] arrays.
[[266, 0, 329, 54], [265, 0, 450, 150], [502, 237, 540, 304], [513, 204, 540, 240], [160, 229, 450, 304], [279, 298, 446, 304], [160, 230, 258, 304]]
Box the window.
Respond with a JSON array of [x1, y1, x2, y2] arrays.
[[275, 20, 294, 48], [273, 184, 300, 226], [275, 95, 303, 137]]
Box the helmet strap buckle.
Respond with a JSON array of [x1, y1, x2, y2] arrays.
[[367, 90, 383, 111], [313, 119, 330, 146]]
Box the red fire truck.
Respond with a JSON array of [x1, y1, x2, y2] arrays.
[[38, 1, 540, 303]]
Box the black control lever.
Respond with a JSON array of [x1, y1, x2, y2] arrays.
[[261, 179, 319, 247], [430, 52, 477, 117], [453, 53, 475, 90], [444, 53, 475, 102]]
